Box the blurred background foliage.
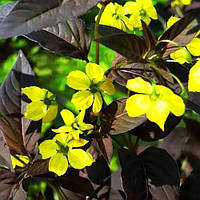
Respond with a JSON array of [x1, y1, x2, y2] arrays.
[[0, 0, 200, 198]]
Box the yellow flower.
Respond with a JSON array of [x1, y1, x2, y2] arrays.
[[167, 16, 180, 28], [171, 0, 192, 8], [187, 38, 200, 57], [188, 60, 200, 92], [39, 133, 95, 176], [125, 77, 185, 131], [52, 109, 93, 140], [124, 0, 158, 30], [67, 63, 115, 113], [97, 2, 133, 31], [11, 154, 29, 168], [170, 47, 192, 64], [22, 86, 58, 123]]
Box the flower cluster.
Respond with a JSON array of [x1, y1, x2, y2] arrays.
[[167, 16, 200, 92], [97, 0, 158, 31]]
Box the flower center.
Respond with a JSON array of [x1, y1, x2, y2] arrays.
[[140, 9, 146, 17], [150, 82, 160, 100], [56, 140, 69, 156], [43, 91, 56, 106]]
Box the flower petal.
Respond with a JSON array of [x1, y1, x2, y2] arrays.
[[49, 153, 68, 176], [188, 60, 200, 92], [86, 63, 104, 84], [99, 77, 115, 95], [24, 101, 46, 121], [68, 149, 94, 169], [167, 16, 180, 28], [42, 105, 58, 123], [52, 125, 72, 133], [126, 77, 152, 94], [146, 100, 170, 131], [79, 123, 94, 131], [187, 38, 200, 56], [76, 110, 85, 123], [68, 138, 88, 148], [39, 140, 58, 159], [53, 133, 69, 145], [72, 90, 94, 111], [60, 109, 75, 126], [11, 155, 29, 168], [126, 94, 151, 117], [93, 92, 103, 113], [67, 71, 90, 90], [22, 86, 47, 101]]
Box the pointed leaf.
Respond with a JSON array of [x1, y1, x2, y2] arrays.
[[142, 21, 156, 51], [0, 0, 99, 39], [157, 8, 200, 56], [97, 33, 147, 62], [98, 25, 126, 37], [25, 18, 91, 61], [101, 98, 146, 135], [0, 50, 41, 155], [0, 2, 16, 23]]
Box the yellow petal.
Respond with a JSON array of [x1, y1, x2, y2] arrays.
[[53, 133, 69, 145], [188, 60, 200, 92], [93, 92, 103, 113], [126, 94, 151, 117], [72, 90, 94, 111], [146, 100, 170, 131], [68, 149, 94, 169], [187, 38, 200, 56], [60, 109, 75, 125], [24, 101, 46, 121], [11, 155, 29, 168], [68, 138, 89, 148], [70, 130, 81, 140], [146, 6, 158, 20], [167, 16, 180, 29], [126, 77, 152, 94], [76, 110, 85, 123], [170, 47, 192, 64], [49, 153, 68, 176], [39, 140, 58, 159], [79, 123, 94, 131], [167, 94, 185, 116], [42, 105, 58, 123], [99, 77, 115, 95], [52, 125, 72, 133], [86, 63, 104, 84], [22, 86, 47, 101], [67, 71, 91, 90]]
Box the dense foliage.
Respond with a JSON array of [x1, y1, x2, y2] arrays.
[[0, 0, 200, 199]]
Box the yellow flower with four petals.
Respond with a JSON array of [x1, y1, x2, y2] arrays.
[[125, 77, 185, 131], [11, 154, 29, 168], [52, 109, 93, 140], [22, 86, 58, 123], [39, 133, 95, 176], [67, 63, 115, 113]]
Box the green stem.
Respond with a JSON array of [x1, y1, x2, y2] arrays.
[[156, 39, 182, 49], [95, 4, 106, 64], [150, 63, 188, 100], [133, 137, 140, 153]]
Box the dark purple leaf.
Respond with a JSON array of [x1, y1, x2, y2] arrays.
[[131, 114, 182, 141], [119, 147, 180, 200], [97, 33, 147, 62], [180, 168, 200, 200], [98, 25, 126, 37], [0, 50, 41, 155], [25, 18, 91, 61], [142, 21, 156, 51], [101, 98, 146, 135], [0, 3, 16, 23], [157, 8, 200, 56], [0, 0, 99, 39]]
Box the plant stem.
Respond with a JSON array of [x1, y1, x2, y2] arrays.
[[95, 4, 106, 64], [133, 137, 140, 153]]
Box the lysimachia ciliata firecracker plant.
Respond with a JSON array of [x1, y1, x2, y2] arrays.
[[0, 0, 200, 199]]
